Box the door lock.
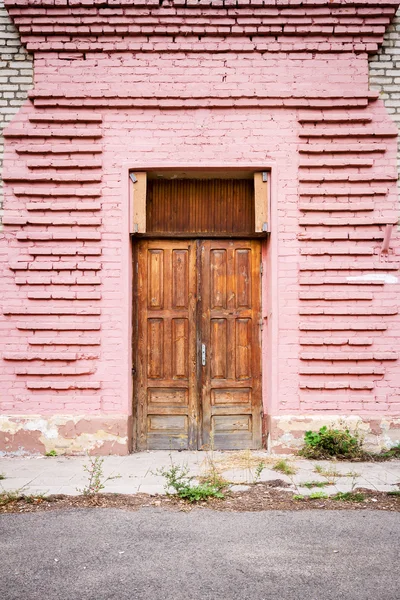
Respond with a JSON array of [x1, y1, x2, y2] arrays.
[[201, 343, 206, 367]]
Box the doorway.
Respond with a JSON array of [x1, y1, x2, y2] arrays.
[[134, 238, 262, 450]]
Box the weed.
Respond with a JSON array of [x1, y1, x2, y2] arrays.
[[254, 461, 265, 483], [333, 492, 365, 502], [293, 494, 305, 500], [0, 490, 20, 506], [77, 456, 120, 496], [309, 491, 329, 500], [0, 490, 51, 506], [22, 493, 50, 505], [0, 474, 5, 481], [45, 450, 57, 457], [157, 461, 225, 503], [375, 444, 400, 461], [200, 435, 230, 489], [313, 464, 342, 482], [388, 490, 400, 497], [301, 480, 331, 489], [345, 470, 361, 479], [273, 459, 297, 476], [299, 425, 364, 460]]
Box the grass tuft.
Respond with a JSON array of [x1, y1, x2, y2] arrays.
[[333, 491, 365, 502], [272, 459, 297, 476], [309, 491, 329, 500], [301, 480, 331, 489]]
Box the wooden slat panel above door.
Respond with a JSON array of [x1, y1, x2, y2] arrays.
[[146, 178, 255, 235]]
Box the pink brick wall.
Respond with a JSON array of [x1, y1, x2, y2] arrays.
[[1, 0, 400, 452]]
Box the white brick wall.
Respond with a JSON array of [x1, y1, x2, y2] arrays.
[[369, 8, 400, 197], [0, 0, 33, 223]]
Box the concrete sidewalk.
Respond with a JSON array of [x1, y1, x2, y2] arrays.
[[0, 451, 399, 496]]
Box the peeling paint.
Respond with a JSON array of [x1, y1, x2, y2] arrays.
[[0, 415, 130, 456], [268, 415, 400, 453], [346, 273, 398, 284]]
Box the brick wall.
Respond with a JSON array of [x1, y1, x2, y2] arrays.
[[0, 0, 33, 224], [0, 0, 399, 454], [369, 7, 400, 202]]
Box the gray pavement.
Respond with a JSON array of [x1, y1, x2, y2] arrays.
[[0, 508, 399, 600], [0, 451, 399, 496]]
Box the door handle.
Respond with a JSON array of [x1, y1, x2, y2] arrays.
[[201, 343, 206, 367]]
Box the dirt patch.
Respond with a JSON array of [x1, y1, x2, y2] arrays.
[[0, 483, 399, 514]]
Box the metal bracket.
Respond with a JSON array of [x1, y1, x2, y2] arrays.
[[262, 222, 268, 232], [129, 172, 138, 184], [201, 343, 206, 367], [262, 172, 268, 182]]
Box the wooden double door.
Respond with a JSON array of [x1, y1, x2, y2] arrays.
[[134, 239, 262, 450]]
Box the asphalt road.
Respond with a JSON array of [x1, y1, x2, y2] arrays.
[[0, 508, 399, 600]]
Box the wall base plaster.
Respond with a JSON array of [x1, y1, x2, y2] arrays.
[[1, 414, 399, 456], [268, 415, 400, 454], [0, 415, 131, 456]]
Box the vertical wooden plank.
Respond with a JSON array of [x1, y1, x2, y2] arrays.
[[235, 318, 251, 380], [172, 250, 188, 309], [210, 318, 227, 379], [172, 318, 189, 379], [236, 249, 252, 308], [147, 250, 164, 309], [147, 319, 164, 379], [210, 249, 227, 309], [131, 172, 147, 233], [254, 172, 269, 233]]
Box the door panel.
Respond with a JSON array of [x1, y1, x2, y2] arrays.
[[135, 239, 262, 450], [136, 240, 198, 450], [200, 240, 262, 450]]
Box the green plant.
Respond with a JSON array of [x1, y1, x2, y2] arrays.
[[273, 459, 297, 476], [0, 490, 50, 506], [293, 494, 305, 500], [301, 480, 331, 489], [376, 444, 400, 461], [333, 492, 365, 502], [309, 491, 328, 500], [388, 490, 400, 497], [157, 460, 225, 503], [0, 474, 5, 481], [45, 450, 57, 457], [299, 425, 364, 459], [0, 490, 20, 506], [22, 493, 50, 504], [77, 456, 120, 496], [254, 461, 266, 483]]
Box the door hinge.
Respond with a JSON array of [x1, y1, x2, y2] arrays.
[[260, 263, 263, 276]]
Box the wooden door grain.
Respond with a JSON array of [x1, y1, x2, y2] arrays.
[[199, 240, 262, 449], [136, 240, 198, 450], [135, 239, 262, 450]]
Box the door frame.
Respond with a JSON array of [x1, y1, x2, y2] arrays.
[[123, 164, 279, 451]]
